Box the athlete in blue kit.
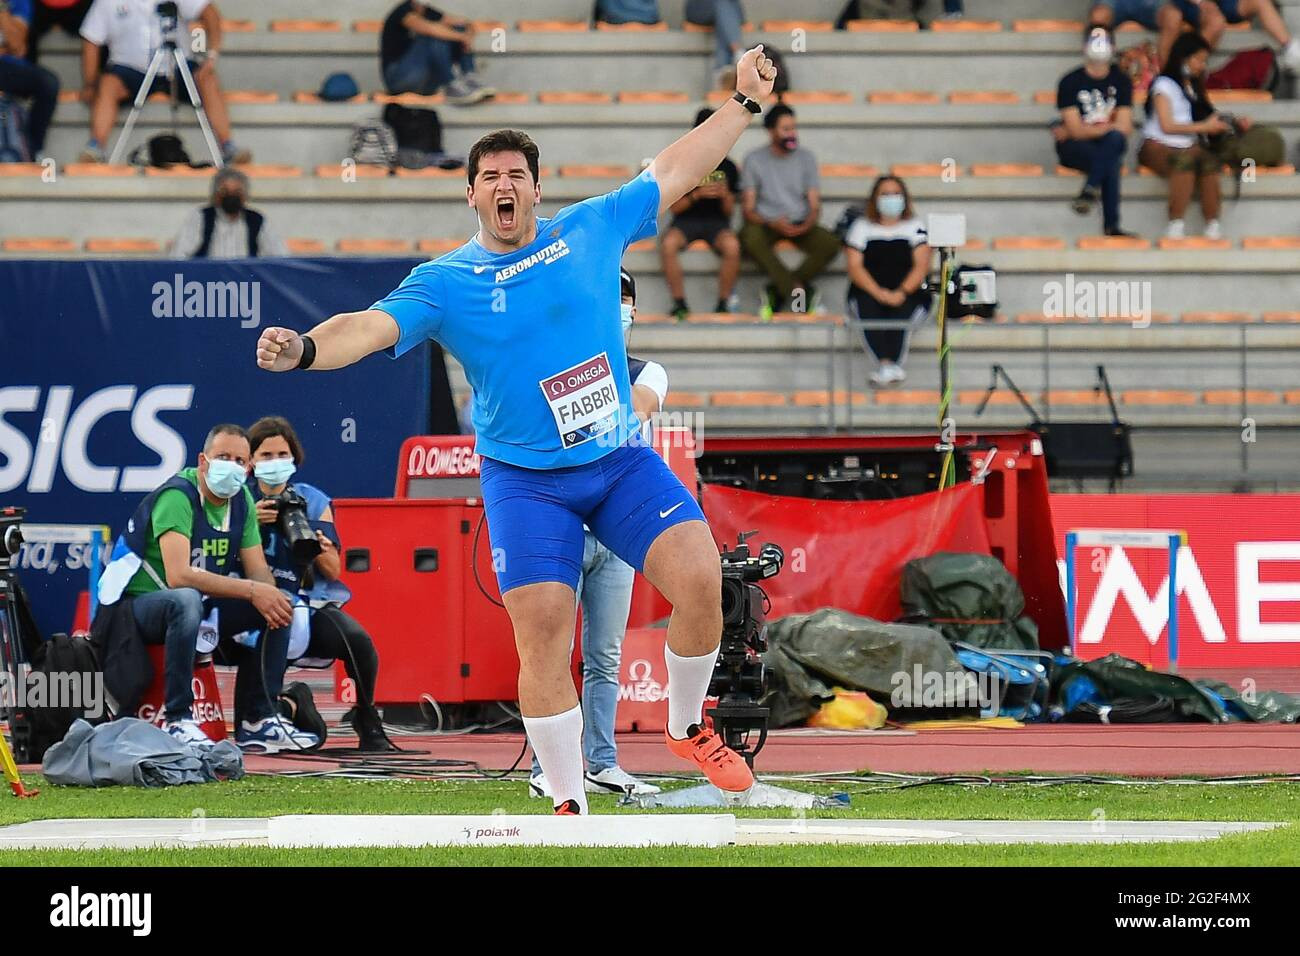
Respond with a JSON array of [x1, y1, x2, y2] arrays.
[[256, 47, 778, 815]]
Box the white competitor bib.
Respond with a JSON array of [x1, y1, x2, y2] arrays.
[[539, 352, 621, 450]]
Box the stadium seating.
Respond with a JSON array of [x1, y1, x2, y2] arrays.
[[4, 0, 1300, 488]]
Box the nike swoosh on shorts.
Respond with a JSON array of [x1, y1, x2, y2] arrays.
[[660, 502, 685, 519]]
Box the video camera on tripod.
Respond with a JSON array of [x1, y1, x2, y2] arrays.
[[706, 532, 784, 768]]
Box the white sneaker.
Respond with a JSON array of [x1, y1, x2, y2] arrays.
[[527, 772, 551, 799], [1204, 219, 1223, 240], [1280, 39, 1300, 73], [236, 716, 320, 754], [585, 766, 661, 795], [164, 717, 214, 749], [885, 362, 907, 384], [1165, 219, 1186, 239], [870, 361, 905, 388]]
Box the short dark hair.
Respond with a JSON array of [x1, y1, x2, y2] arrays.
[[247, 415, 305, 466], [203, 423, 248, 453], [763, 103, 795, 130], [467, 129, 541, 186]]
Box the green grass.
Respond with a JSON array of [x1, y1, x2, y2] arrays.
[[3, 774, 1298, 866]]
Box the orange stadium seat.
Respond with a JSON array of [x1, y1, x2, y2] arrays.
[[1014, 20, 1084, 32], [351, 20, 381, 33], [760, 20, 834, 32], [1243, 236, 1300, 249], [270, 20, 341, 32], [314, 164, 389, 178], [683, 21, 755, 32], [559, 164, 632, 178], [971, 163, 1043, 176], [233, 164, 302, 178], [845, 20, 919, 32], [144, 166, 213, 178], [517, 20, 588, 32], [950, 91, 1020, 105], [891, 162, 958, 177], [957, 390, 1020, 406], [538, 91, 612, 104], [1035, 91, 1060, 105], [1203, 390, 1280, 405], [664, 392, 707, 407], [820, 164, 881, 178], [337, 239, 414, 254], [627, 239, 656, 252], [1262, 312, 1300, 323], [220, 20, 255, 32], [617, 91, 690, 104], [1077, 235, 1151, 250], [62, 163, 136, 177], [293, 90, 366, 104], [418, 239, 463, 254], [1122, 390, 1199, 405], [1251, 164, 1296, 175], [1047, 389, 1108, 405], [1212, 90, 1272, 102], [1181, 311, 1253, 323], [595, 20, 668, 31], [224, 91, 279, 104], [3, 238, 75, 252], [868, 90, 940, 104], [1015, 312, 1073, 323], [793, 390, 869, 407], [873, 390, 941, 406], [782, 90, 854, 104], [286, 238, 326, 254], [374, 92, 445, 106], [931, 19, 1001, 31], [85, 238, 161, 253], [394, 167, 465, 178], [1284, 391, 1300, 404], [993, 236, 1066, 250], [1158, 237, 1232, 250], [0, 163, 42, 176], [710, 391, 788, 407]]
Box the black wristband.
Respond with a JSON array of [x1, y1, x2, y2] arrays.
[[732, 91, 762, 114], [296, 334, 317, 370]]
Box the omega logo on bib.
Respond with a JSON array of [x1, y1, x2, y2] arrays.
[[539, 353, 620, 449]]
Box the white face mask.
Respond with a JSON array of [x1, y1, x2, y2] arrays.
[[620, 303, 634, 334], [878, 194, 906, 219], [254, 459, 296, 487], [204, 459, 247, 499]]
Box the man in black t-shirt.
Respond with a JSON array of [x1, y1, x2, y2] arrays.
[[380, 1, 493, 104], [1054, 27, 1135, 237], [659, 108, 741, 320]]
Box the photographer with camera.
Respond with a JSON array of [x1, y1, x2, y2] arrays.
[[95, 424, 319, 752], [246, 416, 396, 752]]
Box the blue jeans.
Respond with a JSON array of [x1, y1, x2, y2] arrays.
[[211, 596, 292, 726], [132, 587, 204, 721], [383, 31, 475, 95], [1057, 130, 1128, 231], [685, 0, 745, 69], [530, 529, 636, 777], [0, 54, 59, 153]]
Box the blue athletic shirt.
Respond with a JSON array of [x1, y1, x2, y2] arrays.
[[374, 169, 661, 469]]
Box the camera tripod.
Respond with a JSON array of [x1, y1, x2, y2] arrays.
[[0, 550, 39, 797], [108, 2, 223, 167]]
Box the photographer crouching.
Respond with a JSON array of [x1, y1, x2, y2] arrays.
[[95, 423, 320, 753], [246, 416, 396, 752]]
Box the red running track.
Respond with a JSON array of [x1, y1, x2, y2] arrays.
[[238, 724, 1300, 778]]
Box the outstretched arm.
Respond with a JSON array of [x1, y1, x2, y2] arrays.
[[256, 310, 400, 372], [647, 46, 777, 216]]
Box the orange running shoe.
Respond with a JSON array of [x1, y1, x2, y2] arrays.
[[665, 719, 754, 793], [554, 799, 582, 815]]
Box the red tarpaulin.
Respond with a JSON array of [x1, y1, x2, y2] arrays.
[[702, 482, 992, 621]]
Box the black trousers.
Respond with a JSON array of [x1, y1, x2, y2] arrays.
[[303, 605, 381, 711]]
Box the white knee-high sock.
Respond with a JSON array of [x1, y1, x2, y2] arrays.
[[523, 705, 588, 813], [665, 644, 720, 740]]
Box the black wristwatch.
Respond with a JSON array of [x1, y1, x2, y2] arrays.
[[731, 91, 762, 114]]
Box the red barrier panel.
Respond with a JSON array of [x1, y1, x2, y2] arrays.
[[1052, 494, 1300, 668], [135, 646, 227, 741], [701, 482, 992, 622]]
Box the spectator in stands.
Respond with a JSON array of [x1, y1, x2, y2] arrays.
[[94, 423, 316, 753], [1089, 2, 1187, 63], [25, 0, 91, 64], [246, 416, 396, 752], [170, 167, 286, 258], [1055, 27, 1136, 237], [595, 0, 661, 26], [1178, 0, 1300, 71], [77, 0, 250, 164], [843, 175, 931, 388], [528, 269, 663, 800], [381, 2, 493, 105], [739, 103, 840, 319], [1138, 31, 1233, 238], [684, 0, 744, 82], [660, 108, 741, 320], [0, 0, 59, 161]]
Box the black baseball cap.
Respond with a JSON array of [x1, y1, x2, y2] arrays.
[[620, 268, 636, 303]]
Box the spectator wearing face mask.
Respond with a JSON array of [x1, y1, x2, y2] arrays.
[[170, 167, 287, 258], [739, 103, 840, 319], [1054, 27, 1136, 237]]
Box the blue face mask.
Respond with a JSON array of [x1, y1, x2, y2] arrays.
[[254, 459, 296, 487], [878, 194, 906, 219], [205, 458, 247, 499], [621, 303, 634, 334]]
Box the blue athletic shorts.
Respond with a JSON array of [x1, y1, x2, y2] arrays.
[[1174, 0, 1244, 25], [108, 62, 200, 104], [1097, 0, 1166, 30], [479, 441, 706, 594]]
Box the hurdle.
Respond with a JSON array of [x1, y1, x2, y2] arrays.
[[1065, 528, 1187, 672]]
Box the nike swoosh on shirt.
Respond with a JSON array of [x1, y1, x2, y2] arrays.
[[473, 265, 491, 274], [659, 502, 685, 519]]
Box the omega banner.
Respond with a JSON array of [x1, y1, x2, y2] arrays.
[[0, 258, 441, 638], [1052, 494, 1300, 669]]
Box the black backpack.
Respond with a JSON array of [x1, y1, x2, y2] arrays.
[[19, 632, 105, 763], [382, 104, 444, 155]]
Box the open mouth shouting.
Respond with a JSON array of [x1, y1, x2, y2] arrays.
[[495, 195, 517, 232]]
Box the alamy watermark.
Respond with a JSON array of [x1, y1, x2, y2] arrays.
[[1042, 273, 1152, 327], [890, 665, 1001, 711], [0, 668, 105, 719], [151, 274, 261, 328]]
